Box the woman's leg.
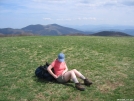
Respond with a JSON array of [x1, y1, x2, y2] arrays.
[[63, 70, 79, 83], [69, 69, 93, 86], [63, 69, 86, 81], [72, 69, 86, 80], [63, 70, 85, 91]]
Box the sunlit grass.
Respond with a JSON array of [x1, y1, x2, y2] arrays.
[[0, 36, 134, 101]]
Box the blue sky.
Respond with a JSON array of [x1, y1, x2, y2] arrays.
[[0, 0, 134, 28]]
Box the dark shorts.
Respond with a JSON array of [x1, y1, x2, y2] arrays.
[[56, 75, 67, 83]]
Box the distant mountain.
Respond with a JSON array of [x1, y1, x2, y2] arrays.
[[66, 25, 134, 36], [0, 28, 25, 35], [92, 31, 131, 36], [66, 33, 86, 36], [0, 24, 133, 36], [22, 24, 84, 35], [0, 28, 33, 36], [122, 29, 134, 36]]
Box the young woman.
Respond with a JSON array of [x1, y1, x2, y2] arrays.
[[47, 53, 92, 91]]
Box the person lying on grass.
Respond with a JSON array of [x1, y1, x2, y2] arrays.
[[47, 53, 92, 91]]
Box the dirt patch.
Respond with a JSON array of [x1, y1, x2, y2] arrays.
[[35, 93, 46, 100], [97, 80, 124, 93]]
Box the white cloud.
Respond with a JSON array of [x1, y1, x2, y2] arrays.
[[75, 17, 96, 21], [89, 17, 96, 20], [32, 0, 67, 3], [76, 18, 81, 20], [56, 18, 72, 21], [56, 17, 97, 21], [65, 18, 72, 21], [56, 18, 64, 21], [77, 0, 134, 8], [32, 0, 42, 2], [43, 18, 52, 20]]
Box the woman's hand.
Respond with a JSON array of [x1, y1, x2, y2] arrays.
[[62, 71, 66, 76], [47, 65, 58, 79], [54, 75, 58, 79]]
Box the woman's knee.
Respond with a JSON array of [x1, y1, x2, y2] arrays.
[[68, 69, 75, 73], [69, 70, 74, 74], [68, 70, 77, 76], [64, 71, 75, 80], [70, 69, 75, 71], [72, 69, 78, 72]]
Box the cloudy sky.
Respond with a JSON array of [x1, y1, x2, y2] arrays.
[[0, 0, 134, 28]]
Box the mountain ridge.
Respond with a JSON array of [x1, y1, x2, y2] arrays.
[[91, 31, 131, 36], [21, 24, 84, 35], [0, 24, 132, 36], [66, 24, 134, 36]]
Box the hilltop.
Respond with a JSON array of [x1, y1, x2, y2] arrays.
[[91, 31, 131, 36], [0, 36, 134, 101], [22, 24, 84, 35]]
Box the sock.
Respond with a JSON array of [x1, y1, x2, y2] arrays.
[[72, 78, 79, 83], [79, 75, 86, 80]]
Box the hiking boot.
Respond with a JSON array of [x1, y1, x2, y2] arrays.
[[84, 79, 92, 86], [75, 83, 85, 91]]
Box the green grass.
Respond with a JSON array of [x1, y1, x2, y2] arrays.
[[0, 36, 134, 101]]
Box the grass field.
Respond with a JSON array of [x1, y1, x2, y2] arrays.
[[0, 36, 134, 101]]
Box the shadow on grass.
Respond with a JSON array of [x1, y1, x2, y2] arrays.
[[32, 75, 74, 88]]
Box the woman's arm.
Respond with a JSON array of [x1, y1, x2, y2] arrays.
[[47, 65, 58, 79], [62, 64, 68, 75]]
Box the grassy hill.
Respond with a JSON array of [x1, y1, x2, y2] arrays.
[[92, 31, 131, 36], [0, 36, 134, 101]]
